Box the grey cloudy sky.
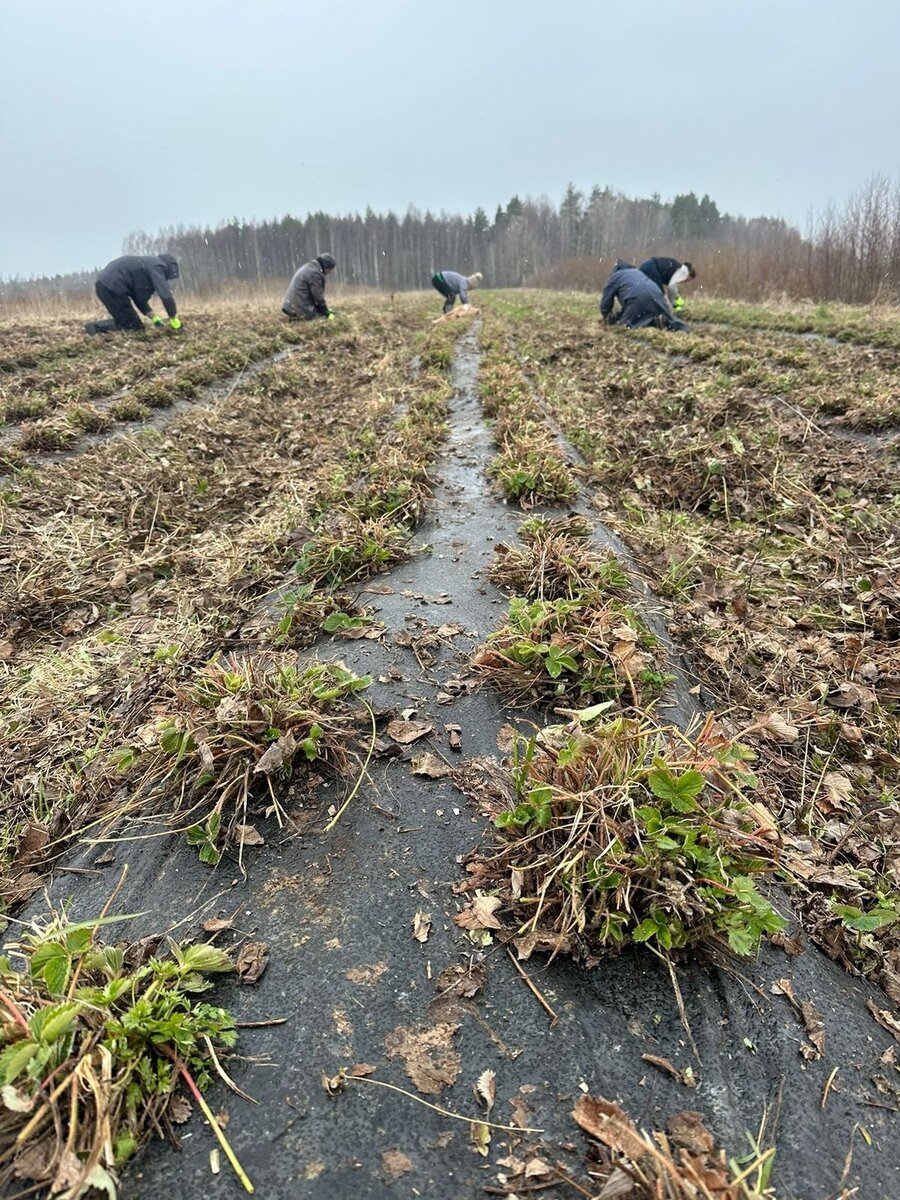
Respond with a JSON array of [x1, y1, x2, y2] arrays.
[[1, 0, 898, 280]]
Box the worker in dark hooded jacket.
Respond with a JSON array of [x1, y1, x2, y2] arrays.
[[282, 254, 336, 320], [85, 254, 181, 334], [599, 260, 689, 331], [638, 256, 696, 313]]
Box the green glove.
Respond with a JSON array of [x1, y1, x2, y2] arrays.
[[170, 316, 183, 330], [326, 312, 335, 321], [151, 315, 165, 327], [673, 296, 685, 312]]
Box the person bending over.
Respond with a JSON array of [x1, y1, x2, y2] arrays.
[[600, 260, 689, 331], [282, 254, 336, 320], [638, 256, 696, 314], [431, 270, 483, 315], [85, 254, 181, 334]]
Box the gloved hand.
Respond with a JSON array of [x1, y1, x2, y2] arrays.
[[170, 316, 183, 330], [151, 315, 165, 327], [673, 296, 686, 313], [326, 311, 335, 320]]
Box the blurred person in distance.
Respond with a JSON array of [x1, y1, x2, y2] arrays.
[[431, 269, 483, 315], [638, 256, 696, 314], [84, 253, 182, 334], [282, 253, 337, 320], [600, 259, 689, 331]]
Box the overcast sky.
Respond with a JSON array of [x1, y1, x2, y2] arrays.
[[1, 0, 898, 280]]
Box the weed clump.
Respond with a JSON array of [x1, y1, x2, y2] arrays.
[[17, 420, 79, 452], [473, 596, 664, 708], [109, 397, 153, 423], [267, 588, 367, 647], [113, 655, 371, 864], [0, 912, 236, 1197], [3, 395, 49, 423], [479, 713, 784, 958], [489, 516, 629, 600], [66, 403, 115, 433], [293, 511, 411, 588], [489, 444, 579, 506]]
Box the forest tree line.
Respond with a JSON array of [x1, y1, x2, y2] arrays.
[[3, 175, 900, 305]]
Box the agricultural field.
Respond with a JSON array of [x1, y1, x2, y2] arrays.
[[0, 291, 898, 1200]]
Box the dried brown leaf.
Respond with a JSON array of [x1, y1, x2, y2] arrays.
[[386, 718, 433, 745], [868, 999, 900, 1042], [253, 730, 296, 775], [641, 1054, 697, 1088], [755, 711, 800, 744], [412, 911, 433, 943], [666, 1110, 716, 1155], [411, 752, 452, 779], [201, 916, 234, 934], [496, 724, 517, 753], [236, 823, 264, 847], [168, 1094, 192, 1124], [454, 892, 503, 931], [571, 1094, 647, 1160], [235, 940, 269, 984], [772, 978, 826, 1057], [820, 771, 854, 812], [349, 1063, 377, 1077]]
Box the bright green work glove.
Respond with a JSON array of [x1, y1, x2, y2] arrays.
[[169, 316, 183, 330], [151, 314, 165, 327], [326, 311, 335, 321], [673, 296, 686, 313]]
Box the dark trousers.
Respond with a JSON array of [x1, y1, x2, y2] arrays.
[[282, 306, 319, 321], [91, 282, 144, 332], [431, 273, 456, 314]]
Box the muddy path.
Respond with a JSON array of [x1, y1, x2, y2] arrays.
[[25, 330, 900, 1199]]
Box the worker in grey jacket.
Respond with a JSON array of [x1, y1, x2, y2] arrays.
[[600, 260, 689, 331], [282, 254, 336, 320], [85, 254, 181, 334], [431, 270, 483, 314]]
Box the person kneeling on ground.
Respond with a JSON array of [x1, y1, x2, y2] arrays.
[[431, 270, 483, 315], [85, 254, 182, 334], [638, 255, 696, 314], [600, 259, 689, 331], [282, 254, 336, 320]]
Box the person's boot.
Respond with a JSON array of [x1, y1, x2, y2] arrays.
[[85, 318, 118, 335]]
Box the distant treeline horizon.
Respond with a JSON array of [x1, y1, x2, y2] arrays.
[[3, 175, 900, 305]]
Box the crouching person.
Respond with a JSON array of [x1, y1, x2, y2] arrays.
[[85, 254, 182, 334], [282, 253, 336, 320], [599, 259, 689, 331], [638, 256, 696, 314], [431, 270, 482, 314]]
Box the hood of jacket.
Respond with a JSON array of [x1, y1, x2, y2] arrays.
[[613, 258, 634, 272], [157, 254, 180, 280]]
